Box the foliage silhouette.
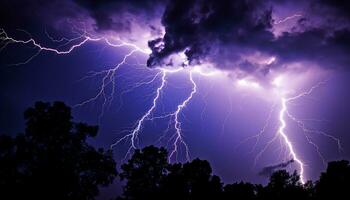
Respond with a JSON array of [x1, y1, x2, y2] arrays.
[[315, 160, 350, 200], [257, 170, 310, 200], [119, 145, 350, 200], [1, 102, 350, 200], [0, 101, 117, 200], [118, 147, 223, 200], [223, 182, 256, 200], [118, 146, 168, 200], [160, 158, 223, 200]]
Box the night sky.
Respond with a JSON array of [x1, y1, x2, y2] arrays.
[[1, 0, 350, 197]]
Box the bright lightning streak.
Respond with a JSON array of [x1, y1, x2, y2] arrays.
[[273, 14, 303, 25], [279, 97, 305, 184], [74, 49, 141, 121], [0, 28, 150, 57], [0, 28, 153, 119], [164, 67, 218, 162], [168, 71, 197, 162], [237, 77, 343, 184], [279, 80, 343, 182], [110, 70, 167, 155], [276, 80, 343, 183], [0, 28, 92, 56], [1, 27, 214, 163], [112, 68, 201, 162]]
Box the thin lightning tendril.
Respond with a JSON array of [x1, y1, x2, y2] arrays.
[[110, 70, 167, 159], [113, 70, 198, 162], [0, 27, 206, 163], [250, 80, 342, 184], [274, 14, 303, 25], [168, 72, 197, 162], [0, 28, 151, 120], [279, 97, 305, 184], [74, 49, 140, 121], [1, 27, 343, 182]]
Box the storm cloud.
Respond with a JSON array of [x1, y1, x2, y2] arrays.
[[73, 0, 167, 32], [147, 0, 274, 68], [145, 0, 350, 77], [1, 0, 349, 77], [259, 159, 295, 177], [0, 0, 166, 42]]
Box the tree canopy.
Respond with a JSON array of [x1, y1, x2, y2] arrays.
[[1, 101, 350, 200], [118, 145, 350, 200], [0, 102, 117, 200]]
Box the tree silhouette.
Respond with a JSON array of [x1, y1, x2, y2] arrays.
[[119, 146, 168, 200], [258, 170, 309, 200], [161, 158, 223, 200], [181, 158, 223, 200], [0, 102, 117, 200], [119, 146, 222, 200], [160, 163, 189, 199], [315, 160, 350, 200], [2, 103, 350, 200], [223, 182, 257, 200]]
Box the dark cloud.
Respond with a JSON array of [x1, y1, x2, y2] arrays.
[[1, 0, 350, 75], [316, 0, 350, 19], [73, 0, 168, 33], [268, 0, 350, 69], [146, 0, 350, 77], [0, 0, 83, 30], [147, 0, 274, 68], [265, 28, 350, 70], [259, 159, 294, 177], [0, 0, 167, 37]]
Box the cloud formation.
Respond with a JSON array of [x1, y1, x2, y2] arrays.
[[147, 0, 274, 69], [145, 0, 350, 78], [73, 0, 167, 32], [259, 159, 294, 177], [1, 0, 349, 78]]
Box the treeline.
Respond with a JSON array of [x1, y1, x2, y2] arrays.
[[118, 146, 350, 200], [0, 102, 349, 200]]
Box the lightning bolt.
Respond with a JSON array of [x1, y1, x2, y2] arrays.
[[279, 97, 305, 184], [111, 69, 200, 162], [250, 80, 343, 184], [273, 14, 303, 25], [74, 48, 142, 121], [164, 68, 217, 162], [280, 81, 343, 183], [0, 28, 150, 57], [110, 69, 168, 158], [0, 28, 151, 119], [168, 71, 197, 162], [1, 27, 216, 163]]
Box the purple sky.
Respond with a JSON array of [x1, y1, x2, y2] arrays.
[[1, 0, 350, 197]]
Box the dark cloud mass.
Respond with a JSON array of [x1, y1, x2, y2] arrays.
[[73, 0, 168, 32], [146, 0, 350, 76], [147, 0, 274, 69], [1, 0, 350, 75], [267, 28, 350, 70], [0, 0, 167, 38], [259, 159, 294, 177], [0, 0, 83, 30]]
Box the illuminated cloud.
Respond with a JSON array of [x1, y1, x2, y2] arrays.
[[0, 0, 348, 186], [1, 0, 349, 80]]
